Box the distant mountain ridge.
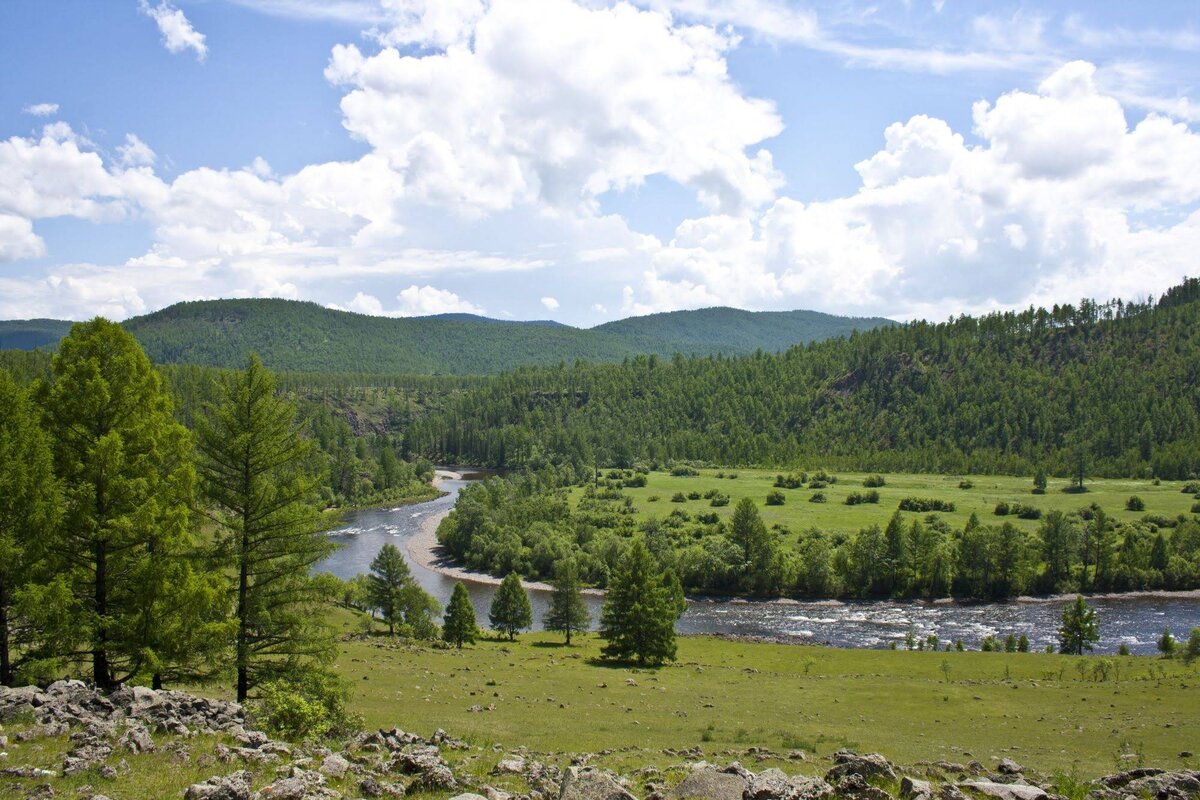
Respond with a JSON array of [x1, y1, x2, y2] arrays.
[[0, 298, 893, 374]]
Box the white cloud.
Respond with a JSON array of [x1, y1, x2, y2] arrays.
[[540, 296, 559, 310], [0, 214, 45, 262], [116, 133, 157, 168], [139, 0, 208, 61], [326, 0, 783, 214], [396, 284, 485, 316], [22, 103, 59, 117], [622, 60, 1200, 319]]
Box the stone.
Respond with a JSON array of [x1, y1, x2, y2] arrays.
[[995, 760, 1022, 776], [1089, 769, 1200, 799], [826, 753, 897, 783], [449, 794, 490, 800], [833, 774, 893, 800], [900, 778, 933, 800], [667, 767, 746, 800], [183, 770, 253, 800], [744, 769, 832, 800], [957, 781, 1047, 800], [321, 753, 351, 779], [559, 766, 639, 800], [256, 778, 308, 800], [493, 757, 527, 776], [359, 777, 406, 798]]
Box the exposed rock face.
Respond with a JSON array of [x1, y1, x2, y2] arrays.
[[900, 777, 933, 800], [1088, 769, 1200, 800], [745, 767, 833, 800], [183, 770, 253, 800], [559, 766, 638, 800], [667, 766, 747, 800]]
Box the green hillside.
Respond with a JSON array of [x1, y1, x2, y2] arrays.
[[0, 298, 891, 374], [0, 318, 73, 350]]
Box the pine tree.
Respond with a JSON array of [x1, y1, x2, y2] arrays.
[[367, 544, 412, 635], [1058, 595, 1099, 655], [489, 573, 532, 641], [0, 370, 61, 686], [599, 540, 680, 665], [197, 355, 336, 702], [443, 582, 478, 648], [545, 559, 590, 645], [39, 319, 214, 689]]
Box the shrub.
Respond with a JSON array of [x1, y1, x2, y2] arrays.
[[727, 473, 738, 479], [709, 494, 730, 507], [1184, 628, 1200, 664], [1182, 482, 1200, 494], [898, 497, 956, 513], [812, 470, 837, 484], [1018, 635, 1030, 652], [251, 668, 356, 741], [774, 473, 805, 489], [687, 491, 702, 500], [623, 474, 647, 488], [845, 490, 880, 506], [715, 471, 725, 479], [809, 492, 827, 503], [863, 474, 886, 488], [702, 488, 719, 499], [1000, 502, 1042, 519], [697, 512, 720, 525], [1158, 628, 1176, 656], [1126, 495, 1146, 512], [671, 492, 687, 503], [766, 490, 786, 506], [647, 495, 659, 502], [808, 480, 828, 490], [670, 465, 699, 477], [994, 502, 1011, 516], [1118, 643, 1131, 656], [1193, 501, 1200, 513], [958, 479, 974, 490]]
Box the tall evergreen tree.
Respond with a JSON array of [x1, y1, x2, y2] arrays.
[[1058, 595, 1100, 655], [39, 319, 211, 689], [443, 582, 479, 648], [0, 370, 60, 686], [545, 559, 590, 645], [367, 544, 412, 635], [599, 540, 680, 665], [197, 355, 336, 702], [489, 572, 533, 641]]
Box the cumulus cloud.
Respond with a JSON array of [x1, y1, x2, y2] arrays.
[[139, 0, 208, 61], [23, 103, 59, 117], [540, 296, 559, 310], [326, 0, 783, 214], [622, 60, 1200, 319], [117, 133, 157, 168]]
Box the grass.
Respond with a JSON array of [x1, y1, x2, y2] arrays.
[[570, 469, 1197, 541], [327, 606, 1200, 780], [4, 614, 1198, 798]]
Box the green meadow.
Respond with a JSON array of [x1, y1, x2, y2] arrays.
[[566, 469, 1197, 542]]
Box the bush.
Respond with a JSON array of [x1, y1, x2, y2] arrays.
[[727, 473, 738, 479], [997, 502, 1042, 519], [623, 474, 647, 488], [766, 490, 786, 506], [958, 479, 974, 490], [1018, 635, 1030, 652], [670, 465, 699, 477], [774, 473, 805, 489], [1193, 501, 1200, 514], [671, 492, 687, 503], [1182, 482, 1200, 494], [845, 490, 880, 506], [994, 502, 1011, 516], [1126, 495, 1146, 511], [1158, 628, 1176, 657], [709, 494, 730, 507], [808, 480, 828, 490], [898, 497, 956, 513], [647, 495, 659, 502], [863, 474, 886, 488], [250, 668, 356, 741], [1184, 628, 1200, 664], [687, 491, 702, 500], [812, 470, 837, 485], [697, 512, 720, 525], [809, 492, 827, 503], [1118, 643, 1131, 656]]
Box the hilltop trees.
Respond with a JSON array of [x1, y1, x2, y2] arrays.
[[197, 355, 335, 702], [39, 320, 220, 690], [599, 540, 683, 665], [489, 573, 533, 641], [443, 583, 479, 648], [545, 559, 590, 645]]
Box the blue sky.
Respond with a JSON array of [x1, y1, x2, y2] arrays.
[[1, 1, 1199, 324]]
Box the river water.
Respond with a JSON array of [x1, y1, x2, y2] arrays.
[[315, 473, 1200, 654]]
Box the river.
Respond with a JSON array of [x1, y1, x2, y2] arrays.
[[315, 471, 1200, 655]]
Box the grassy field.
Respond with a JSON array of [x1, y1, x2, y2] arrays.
[[328, 609, 1200, 780], [568, 469, 1197, 541], [4, 614, 1198, 799]]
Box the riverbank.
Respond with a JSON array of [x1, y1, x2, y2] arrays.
[[316, 480, 445, 533], [405, 470, 605, 596]]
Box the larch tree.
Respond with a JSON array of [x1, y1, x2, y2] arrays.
[[599, 539, 680, 666], [367, 543, 412, 635], [39, 319, 217, 689], [1058, 595, 1100, 655], [442, 582, 479, 648], [196, 354, 336, 702], [488, 572, 532, 641], [545, 559, 590, 645], [0, 370, 61, 686]]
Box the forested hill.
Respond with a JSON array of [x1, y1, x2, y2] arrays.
[[0, 319, 72, 351], [0, 298, 892, 373], [406, 278, 1200, 480]]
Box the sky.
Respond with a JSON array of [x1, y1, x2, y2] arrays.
[[1, 1, 1199, 326]]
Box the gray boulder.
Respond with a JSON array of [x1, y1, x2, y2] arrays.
[[833, 774, 893, 800], [745, 768, 832, 800], [826, 753, 897, 783], [958, 781, 1047, 800], [900, 778, 933, 800], [560, 766, 638, 800], [667, 767, 747, 800], [1089, 769, 1200, 800], [183, 770, 253, 800]]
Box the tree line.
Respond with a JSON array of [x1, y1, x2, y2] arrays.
[[436, 469, 1200, 600]]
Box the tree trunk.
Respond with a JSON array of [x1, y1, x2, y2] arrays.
[[237, 526, 249, 702], [0, 577, 11, 686], [94, 540, 111, 689], [152, 673, 163, 690]]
